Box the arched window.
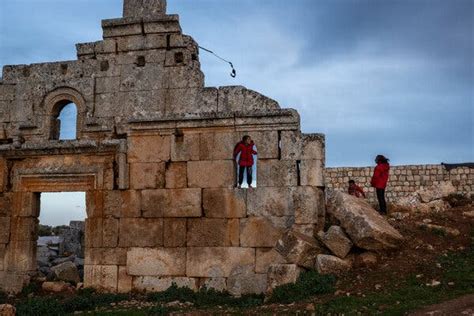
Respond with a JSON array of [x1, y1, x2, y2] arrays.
[[51, 101, 78, 140]]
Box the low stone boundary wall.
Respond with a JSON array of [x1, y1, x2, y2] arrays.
[[325, 164, 474, 203]]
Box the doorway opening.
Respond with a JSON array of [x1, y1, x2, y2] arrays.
[[37, 192, 86, 285]]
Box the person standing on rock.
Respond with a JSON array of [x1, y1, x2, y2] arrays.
[[371, 155, 390, 214], [233, 135, 257, 189], [348, 179, 366, 198]]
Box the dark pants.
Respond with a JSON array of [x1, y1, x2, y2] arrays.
[[238, 166, 253, 186], [376, 188, 387, 214]]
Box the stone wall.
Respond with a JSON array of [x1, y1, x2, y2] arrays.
[[0, 0, 326, 294], [325, 164, 474, 203]]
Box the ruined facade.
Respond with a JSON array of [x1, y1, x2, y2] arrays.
[[0, 0, 325, 294]]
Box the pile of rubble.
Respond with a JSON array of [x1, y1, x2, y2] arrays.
[[35, 221, 85, 292], [267, 190, 404, 292], [394, 181, 458, 213]]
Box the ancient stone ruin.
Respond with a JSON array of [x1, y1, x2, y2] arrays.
[[0, 0, 326, 294]]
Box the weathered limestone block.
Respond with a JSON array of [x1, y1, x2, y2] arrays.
[[292, 224, 315, 238], [104, 190, 141, 218], [187, 218, 239, 247], [120, 90, 166, 117], [10, 217, 37, 241], [85, 248, 127, 266], [317, 226, 353, 259], [142, 189, 201, 217], [243, 89, 280, 112], [186, 247, 255, 277], [118, 218, 163, 247], [118, 266, 133, 293], [257, 159, 297, 187], [239, 131, 279, 159], [300, 159, 324, 187], [166, 66, 204, 89], [199, 132, 237, 160], [95, 76, 120, 94], [129, 162, 165, 189], [133, 276, 198, 292], [418, 181, 456, 203], [165, 162, 187, 188], [275, 230, 321, 269], [85, 218, 103, 247], [171, 134, 200, 161], [203, 188, 246, 218], [200, 277, 227, 292], [217, 86, 245, 112], [227, 265, 267, 296], [247, 187, 292, 217], [13, 192, 40, 217], [293, 187, 325, 225], [255, 248, 287, 274], [301, 134, 325, 160], [280, 131, 325, 160], [41, 281, 73, 293], [0, 217, 11, 243], [5, 240, 36, 272], [127, 248, 186, 276], [123, 0, 167, 18], [267, 264, 302, 292], [280, 130, 301, 160], [0, 244, 6, 270], [315, 254, 352, 275], [103, 218, 119, 247], [240, 217, 285, 247], [187, 161, 235, 188], [326, 190, 403, 250], [128, 135, 171, 163], [84, 265, 118, 292], [163, 218, 186, 247]]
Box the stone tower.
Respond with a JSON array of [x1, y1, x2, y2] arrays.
[[0, 0, 326, 294]]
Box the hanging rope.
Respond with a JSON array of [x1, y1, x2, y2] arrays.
[[199, 46, 236, 78]]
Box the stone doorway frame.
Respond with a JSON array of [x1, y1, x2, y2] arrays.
[[4, 172, 99, 292]]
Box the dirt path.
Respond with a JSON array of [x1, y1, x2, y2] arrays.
[[409, 294, 474, 315]]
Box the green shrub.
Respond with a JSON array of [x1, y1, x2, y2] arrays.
[[16, 297, 64, 316], [61, 288, 129, 313], [147, 283, 264, 308], [20, 282, 41, 297], [0, 290, 7, 304], [267, 270, 336, 304]]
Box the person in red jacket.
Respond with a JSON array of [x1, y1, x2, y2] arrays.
[[371, 154, 390, 214], [348, 179, 366, 198], [233, 135, 257, 188]]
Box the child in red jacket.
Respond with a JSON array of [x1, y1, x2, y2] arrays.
[[233, 135, 257, 188], [371, 155, 390, 214], [348, 179, 366, 198]]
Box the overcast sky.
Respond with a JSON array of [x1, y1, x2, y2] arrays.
[[0, 0, 472, 223]]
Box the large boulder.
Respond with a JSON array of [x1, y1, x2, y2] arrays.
[[317, 226, 353, 258], [418, 182, 456, 203], [275, 230, 322, 269], [315, 254, 352, 275], [326, 190, 403, 250], [42, 281, 74, 293], [51, 261, 80, 284]]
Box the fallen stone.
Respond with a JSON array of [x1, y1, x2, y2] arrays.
[[0, 304, 15, 316], [416, 223, 461, 237], [326, 190, 404, 250], [51, 261, 81, 284], [418, 182, 456, 203], [390, 212, 410, 220], [315, 254, 352, 275], [463, 211, 474, 218], [417, 200, 450, 213], [275, 229, 321, 269], [266, 264, 302, 292], [396, 193, 421, 209], [42, 281, 74, 293], [317, 226, 352, 258], [51, 255, 75, 266]]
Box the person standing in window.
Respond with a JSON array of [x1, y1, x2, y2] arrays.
[[371, 155, 390, 215], [233, 135, 257, 189]]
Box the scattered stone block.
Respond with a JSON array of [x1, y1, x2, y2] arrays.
[[418, 181, 456, 203], [255, 248, 287, 274], [315, 254, 352, 275], [127, 248, 186, 276], [326, 190, 403, 250], [42, 281, 74, 293], [51, 261, 81, 284], [317, 226, 353, 259], [275, 229, 321, 269], [267, 264, 302, 292]]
